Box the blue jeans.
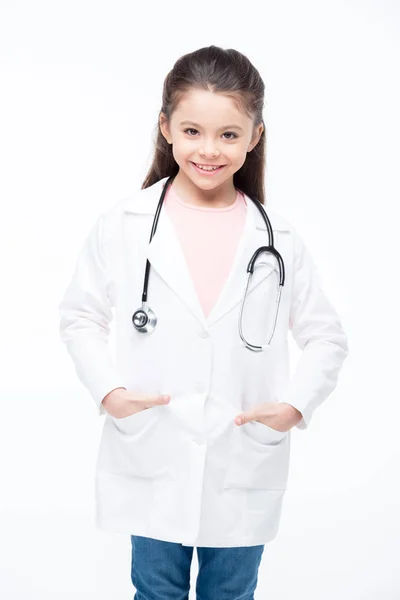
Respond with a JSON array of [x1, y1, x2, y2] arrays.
[[130, 535, 265, 599]]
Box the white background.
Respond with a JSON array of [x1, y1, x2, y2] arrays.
[[0, 0, 399, 598]]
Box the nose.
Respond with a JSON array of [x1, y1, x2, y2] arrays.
[[200, 144, 220, 158]]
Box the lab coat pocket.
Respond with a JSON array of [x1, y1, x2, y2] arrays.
[[251, 420, 288, 441], [223, 420, 290, 491], [101, 406, 179, 479], [111, 405, 159, 435]]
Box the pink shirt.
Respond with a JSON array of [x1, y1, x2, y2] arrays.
[[164, 183, 247, 318]]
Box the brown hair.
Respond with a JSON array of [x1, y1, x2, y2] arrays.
[[141, 45, 268, 204]]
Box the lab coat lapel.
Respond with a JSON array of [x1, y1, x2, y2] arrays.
[[123, 177, 284, 331], [123, 178, 209, 329], [146, 202, 209, 329], [206, 197, 278, 327]]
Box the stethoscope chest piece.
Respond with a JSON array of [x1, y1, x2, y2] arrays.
[[132, 304, 157, 334]]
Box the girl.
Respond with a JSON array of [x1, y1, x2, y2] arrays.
[[59, 45, 349, 599]]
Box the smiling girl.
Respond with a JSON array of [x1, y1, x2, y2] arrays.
[[59, 45, 348, 599]]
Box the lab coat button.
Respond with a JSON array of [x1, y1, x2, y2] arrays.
[[193, 437, 205, 445], [198, 330, 209, 338], [195, 382, 206, 392]]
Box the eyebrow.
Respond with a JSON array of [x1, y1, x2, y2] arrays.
[[179, 120, 244, 133]]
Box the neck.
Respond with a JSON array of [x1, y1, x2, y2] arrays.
[[172, 171, 237, 208]]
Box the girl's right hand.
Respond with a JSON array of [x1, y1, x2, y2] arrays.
[[101, 387, 171, 419]]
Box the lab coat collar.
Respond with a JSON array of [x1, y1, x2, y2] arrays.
[[123, 176, 290, 231], [123, 176, 290, 329]]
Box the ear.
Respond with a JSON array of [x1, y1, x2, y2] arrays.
[[159, 112, 172, 144], [248, 122, 264, 152]]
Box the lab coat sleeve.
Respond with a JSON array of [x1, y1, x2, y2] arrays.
[[58, 213, 127, 416], [279, 228, 349, 430]]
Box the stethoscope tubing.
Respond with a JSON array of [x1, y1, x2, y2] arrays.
[[132, 175, 285, 351]]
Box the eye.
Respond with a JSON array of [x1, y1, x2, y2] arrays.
[[222, 132, 238, 140], [183, 128, 238, 140]]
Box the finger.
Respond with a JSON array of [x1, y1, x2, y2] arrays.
[[234, 411, 257, 426], [139, 394, 170, 409]]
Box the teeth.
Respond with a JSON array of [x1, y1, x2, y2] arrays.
[[195, 163, 221, 171]]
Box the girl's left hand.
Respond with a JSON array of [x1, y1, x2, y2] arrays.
[[234, 402, 303, 432]]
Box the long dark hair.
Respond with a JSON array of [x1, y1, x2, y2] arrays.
[[141, 45, 267, 205]]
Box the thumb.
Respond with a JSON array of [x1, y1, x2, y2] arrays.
[[234, 408, 258, 426], [134, 394, 171, 409]]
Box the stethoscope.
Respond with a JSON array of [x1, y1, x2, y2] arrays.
[[132, 175, 285, 352]]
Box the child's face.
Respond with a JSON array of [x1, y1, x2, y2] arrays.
[[159, 89, 263, 192]]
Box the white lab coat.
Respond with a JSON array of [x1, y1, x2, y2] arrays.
[[58, 176, 349, 547]]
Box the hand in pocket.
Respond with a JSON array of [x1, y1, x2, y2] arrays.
[[234, 401, 302, 432], [101, 388, 171, 419]]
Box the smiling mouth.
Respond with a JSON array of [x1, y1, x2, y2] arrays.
[[191, 162, 226, 171]]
